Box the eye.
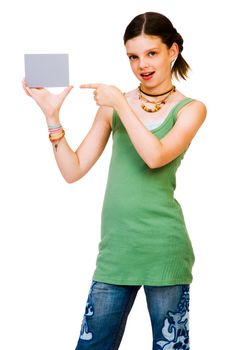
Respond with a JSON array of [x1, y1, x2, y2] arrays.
[[128, 55, 138, 61], [148, 51, 157, 57]]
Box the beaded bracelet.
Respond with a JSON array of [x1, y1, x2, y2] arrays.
[[49, 127, 63, 134], [48, 124, 63, 133], [48, 126, 65, 151], [49, 131, 65, 151], [49, 131, 65, 140], [48, 123, 62, 129]]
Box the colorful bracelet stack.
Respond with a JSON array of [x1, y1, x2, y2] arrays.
[[48, 124, 65, 151]]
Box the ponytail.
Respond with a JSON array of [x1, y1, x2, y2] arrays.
[[172, 52, 191, 80], [124, 12, 191, 80]]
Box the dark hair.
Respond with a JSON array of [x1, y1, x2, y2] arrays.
[[123, 12, 191, 80]]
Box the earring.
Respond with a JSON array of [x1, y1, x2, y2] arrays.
[[171, 55, 178, 67], [171, 59, 176, 68]]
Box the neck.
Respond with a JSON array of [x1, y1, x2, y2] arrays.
[[140, 80, 173, 96]]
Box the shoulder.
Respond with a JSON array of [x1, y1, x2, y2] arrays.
[[177, 98, 207, 124], [170, 90, 207, 116], [174, 99, 207, 141]]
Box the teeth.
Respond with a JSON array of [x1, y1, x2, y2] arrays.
[[142, 72, 153, 76]]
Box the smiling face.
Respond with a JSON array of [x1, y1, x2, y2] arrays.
[[125, 34, 178, 94]]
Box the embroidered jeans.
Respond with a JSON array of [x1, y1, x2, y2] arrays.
[[75, 281, 190, 350]]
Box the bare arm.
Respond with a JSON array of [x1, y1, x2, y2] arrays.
[[22, 80, 112, 183], [52, 106, 112, 183], [81, 84, 207, 169], [114, 98, 207, 168]]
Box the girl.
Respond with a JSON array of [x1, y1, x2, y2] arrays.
[[22, 11, 206, 350]]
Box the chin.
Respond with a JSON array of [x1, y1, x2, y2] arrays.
[[141, 81, 160, 88]]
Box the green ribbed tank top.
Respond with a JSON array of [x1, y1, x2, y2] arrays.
[[93, 98, 195, 286]]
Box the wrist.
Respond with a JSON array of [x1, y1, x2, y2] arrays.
[[45, 113, 60, 127], [48, 122, 65, 152], [113, 94, 128, 111]]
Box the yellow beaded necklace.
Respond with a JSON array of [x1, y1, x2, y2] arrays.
[[138, 85, 176, 113]]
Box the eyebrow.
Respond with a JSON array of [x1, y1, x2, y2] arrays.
[[126, 47, 160, 56]]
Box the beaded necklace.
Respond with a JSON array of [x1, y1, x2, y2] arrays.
[[138, 85, 176, 113]]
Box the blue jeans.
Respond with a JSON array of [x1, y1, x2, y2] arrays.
[[75, 281, 190, 350]]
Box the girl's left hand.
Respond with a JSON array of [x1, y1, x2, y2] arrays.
[[80, 83, 125, 108]]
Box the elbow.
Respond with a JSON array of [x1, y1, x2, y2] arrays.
[[145, 142, 164, 169], [65, 177, 76, 184], [147, 162, 161, 170], [63, 160, 82, 184], [146, 156, 162, 169], [63, 173, 82, 184]]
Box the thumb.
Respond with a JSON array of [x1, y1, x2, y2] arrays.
[[59, 85, 74, 100]]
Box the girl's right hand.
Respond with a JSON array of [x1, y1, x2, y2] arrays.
[[22, 79, 73, 123]]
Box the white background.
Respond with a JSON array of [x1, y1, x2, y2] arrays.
[[0, 0, 238, 349]]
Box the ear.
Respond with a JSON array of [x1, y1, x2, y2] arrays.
[[169, 42, 179, 61]]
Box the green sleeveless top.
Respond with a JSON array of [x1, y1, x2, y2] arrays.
[[93, 98, 195, 286]]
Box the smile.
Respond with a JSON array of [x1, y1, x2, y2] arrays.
[[140, 71, 155, 80]]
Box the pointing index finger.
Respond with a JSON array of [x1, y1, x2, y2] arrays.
[[80, 83, 100, 89]]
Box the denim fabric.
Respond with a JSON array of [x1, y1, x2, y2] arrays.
[[75, 281, 190, 350]]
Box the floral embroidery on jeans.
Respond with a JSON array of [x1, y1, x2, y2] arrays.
[[79, 283, 95, 341], [156, 285, 190, 350]]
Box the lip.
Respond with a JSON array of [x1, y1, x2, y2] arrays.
[[140, 71, 155, 80]]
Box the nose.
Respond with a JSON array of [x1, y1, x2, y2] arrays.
[[138, 57, 149, 69]]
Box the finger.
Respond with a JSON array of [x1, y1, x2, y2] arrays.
[[80, 83, 100, 89], [25, 85, 47, 98], [59, 85, 74, 100], [22, 79, 31, 96], [22, 79, 45, 96], [22, 77, 28, 86], [22, 80, 33, 97]]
